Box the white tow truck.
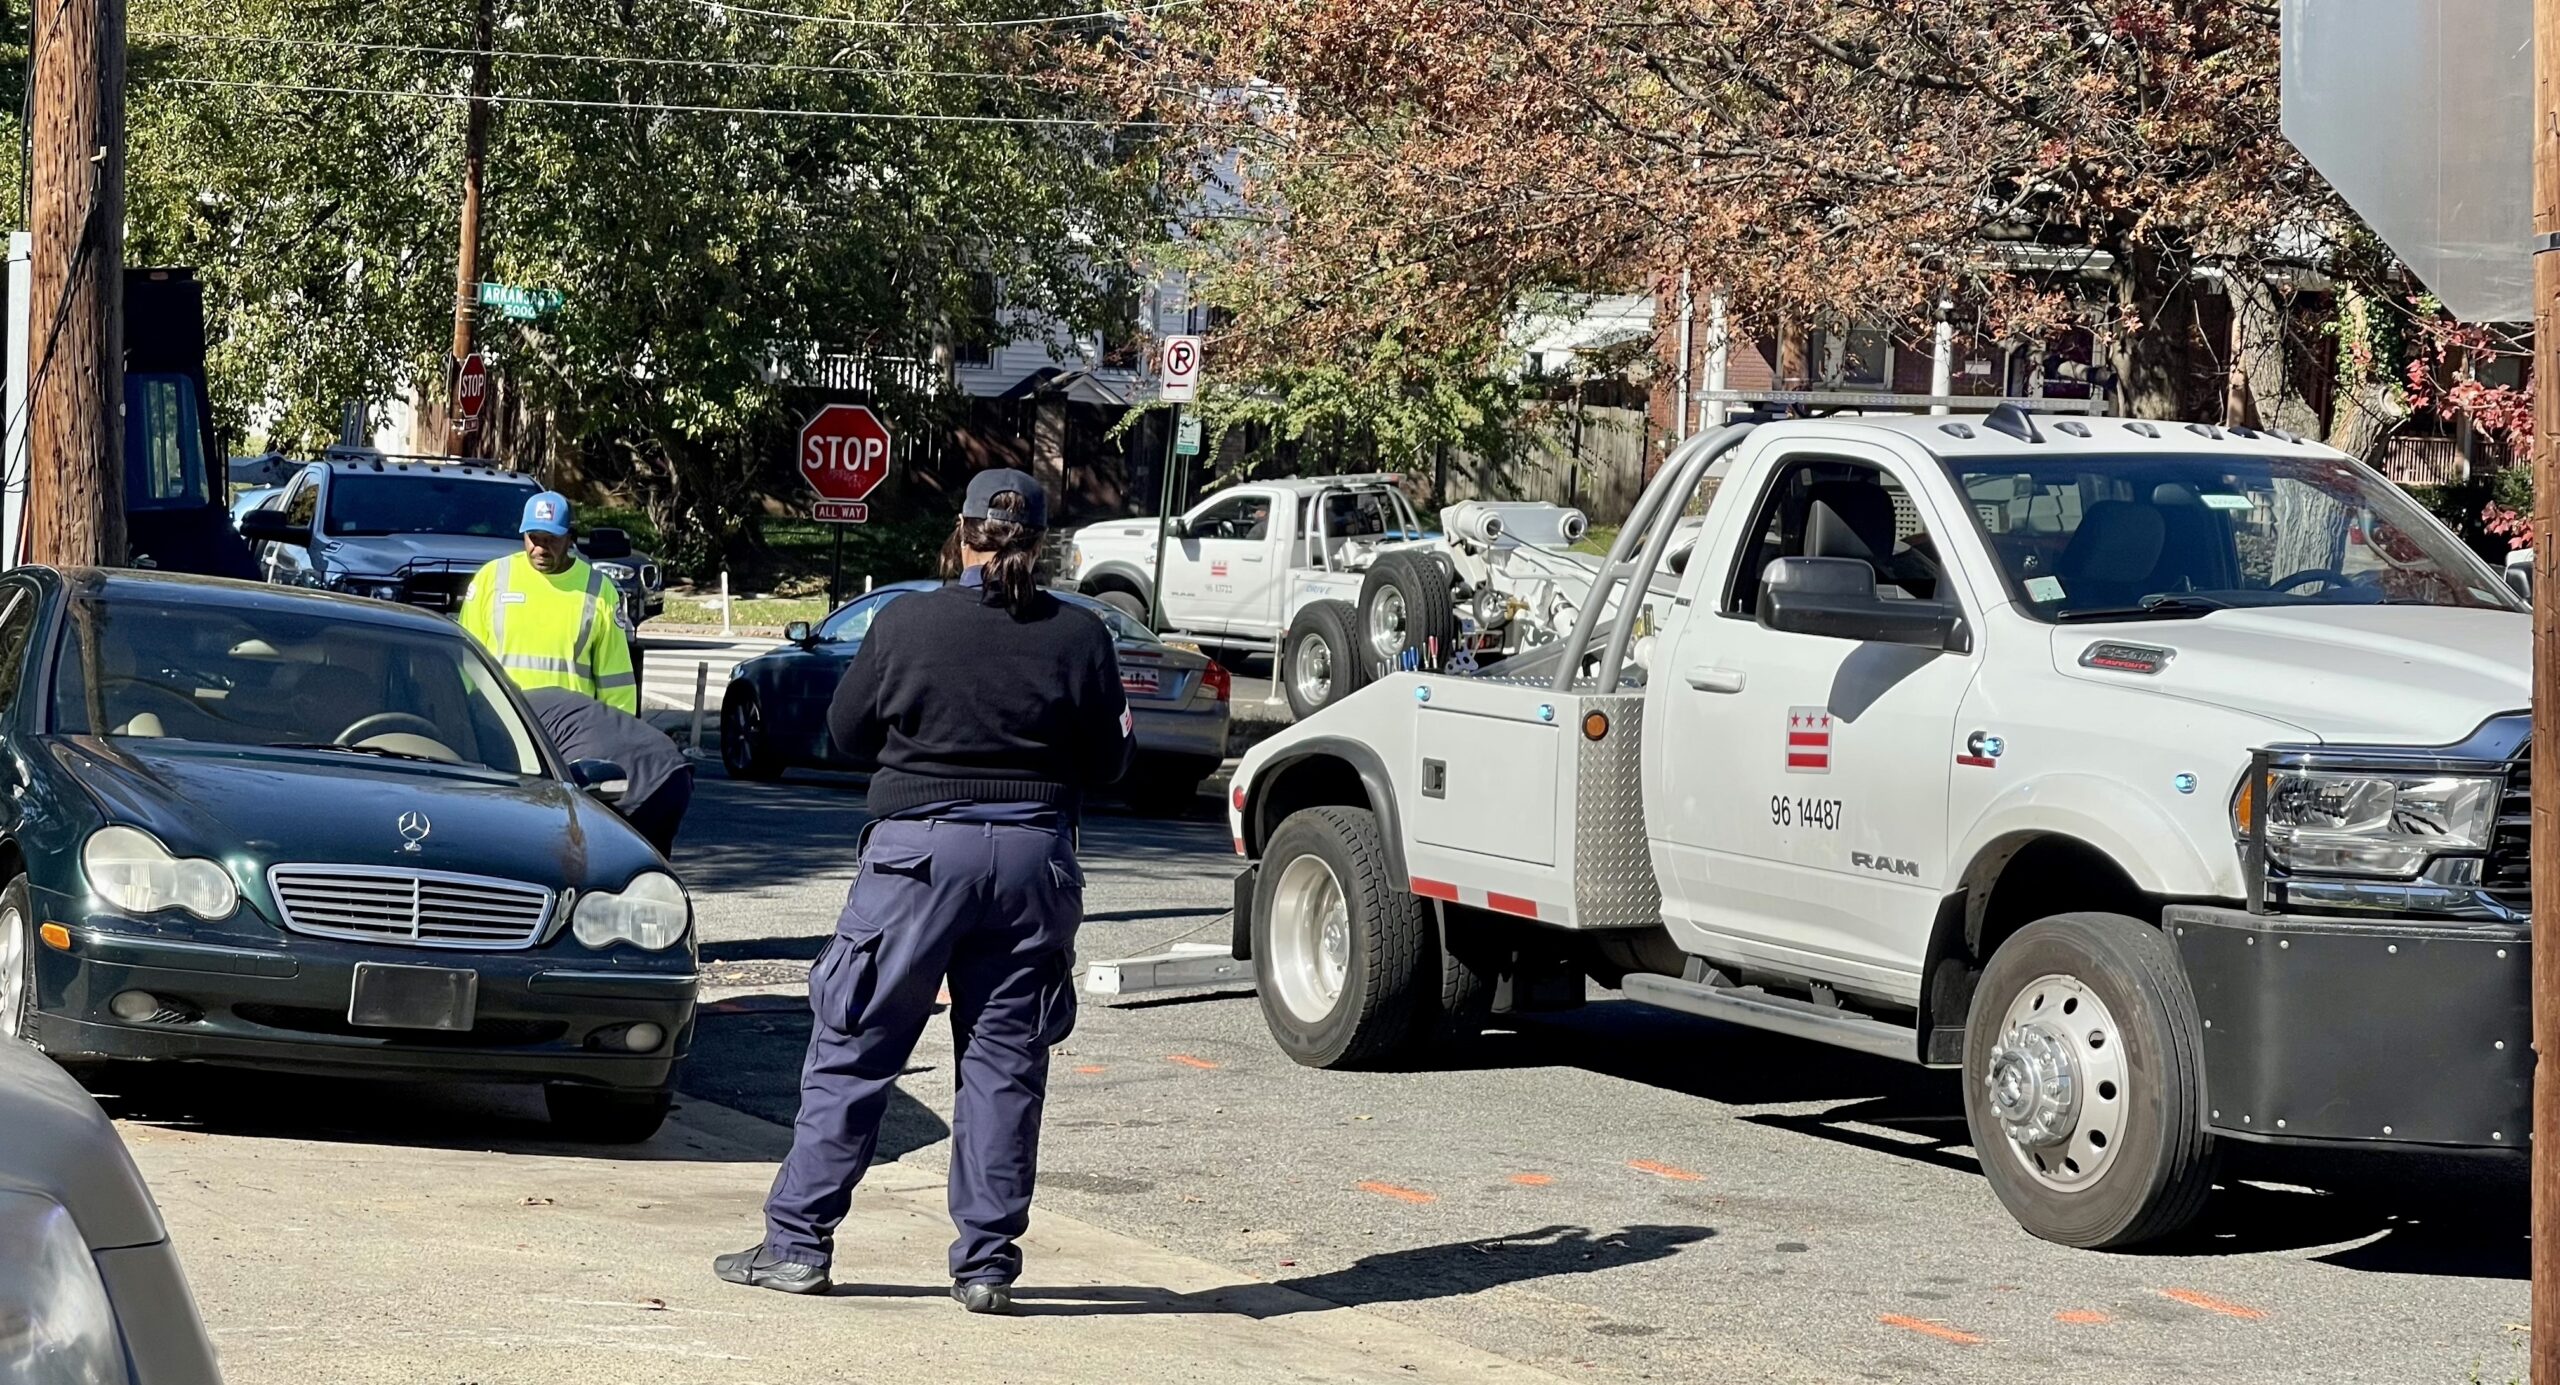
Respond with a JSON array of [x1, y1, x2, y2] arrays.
[[1066, 476, 1668, 718], [1225, 407, 2532, 1248]]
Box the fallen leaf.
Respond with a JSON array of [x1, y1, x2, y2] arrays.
[[639, 1298, 667, 1311], [519, 1196, 555, 1207]]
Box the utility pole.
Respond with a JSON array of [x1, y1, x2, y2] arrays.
[[445, 0, 493, 457], [2536, 1, 2560, 1377], [23, 0, 126, 565]]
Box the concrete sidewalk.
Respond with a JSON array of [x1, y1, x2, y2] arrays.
[[121, 1091, 1571, 1385]]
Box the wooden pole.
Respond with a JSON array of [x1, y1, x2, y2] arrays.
[[445, 0, 492, 457], [23, 0, 125, 566], [2534, 0, 2560, 1377]]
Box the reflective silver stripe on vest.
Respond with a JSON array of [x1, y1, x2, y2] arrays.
[[595, 672, 637, 691], [501, 654, 579, 675], [489, 557, 513, 644], [574, 567, 605, 678]]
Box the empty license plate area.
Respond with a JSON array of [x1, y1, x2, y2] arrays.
[[349, 962, 479, 1032]]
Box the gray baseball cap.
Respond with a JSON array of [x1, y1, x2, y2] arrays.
[[962, 468, 1047, 528]]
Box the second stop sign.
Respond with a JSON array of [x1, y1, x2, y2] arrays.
[[798, 404, 892, 503]]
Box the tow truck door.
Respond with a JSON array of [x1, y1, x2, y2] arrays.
[[1652, 441, 1980, 991], [1166, 488, 1284, 636]]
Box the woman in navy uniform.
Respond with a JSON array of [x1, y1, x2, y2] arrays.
[[715, 468, 1131, 1314]]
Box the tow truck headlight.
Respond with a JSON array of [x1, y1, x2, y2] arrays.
[[83, 825, 238, 919], [2241, 769, 2502, 877], [0, 1190, 122, 1385], [572, 870, 690, 950]]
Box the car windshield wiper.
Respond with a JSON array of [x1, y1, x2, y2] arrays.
[[2054, 595, 2229, 623], [265, 741, 446, 764]]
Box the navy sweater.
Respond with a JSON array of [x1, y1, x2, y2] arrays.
[[828, 583, 1132, 817]]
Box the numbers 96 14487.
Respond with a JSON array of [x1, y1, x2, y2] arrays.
[[1770, 796, 1844, 831]]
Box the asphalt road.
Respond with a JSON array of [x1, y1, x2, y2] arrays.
[[670, 770, 2533, 1385]]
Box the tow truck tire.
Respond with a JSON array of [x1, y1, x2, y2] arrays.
[[1423, 910, 1499, 1049], [1095, 589, 1149, 626], [1357, 551, 1458, 676], [1962, 913, 2217, 1249], [1251, 806, 1426, 1069], [1283, 600, 1370, 720]]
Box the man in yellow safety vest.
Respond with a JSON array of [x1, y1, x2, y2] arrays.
[[459, 491, 639, 713]]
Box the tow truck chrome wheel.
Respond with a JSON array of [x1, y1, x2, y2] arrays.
[[1249, 806, 1430, 1069], [0, 893, 24, 1043], [1985, 973, 2127, 1192], [1266, 854, 1351, 1024], [1291, 633, 1335, 707], [1364, 585, 1409, 663], [1960, 913, 2216, 1249]]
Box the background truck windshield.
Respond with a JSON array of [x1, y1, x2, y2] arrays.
[[325, 474, 537, 538], [52, 596, 545, 773], [1942, 453, 2519, 620]]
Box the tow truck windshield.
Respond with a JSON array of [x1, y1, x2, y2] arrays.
[[1943, 453, 2518, 621], [325, 473, 537, 538], [52, 596, 545, 774]]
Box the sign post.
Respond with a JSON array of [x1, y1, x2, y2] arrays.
[[1149, 335, 1205, 627], [798, 403, 892, 606], [453, 352, 489, 449]]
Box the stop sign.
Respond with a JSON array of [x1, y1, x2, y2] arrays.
[[798, 404, 892, 503], [454, 353, 489, 434]]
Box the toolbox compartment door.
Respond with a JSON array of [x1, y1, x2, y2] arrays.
[[1410, 706, 1561, 867]]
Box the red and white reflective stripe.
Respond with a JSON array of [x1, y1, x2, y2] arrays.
[[1410, 875, 1546, 921]]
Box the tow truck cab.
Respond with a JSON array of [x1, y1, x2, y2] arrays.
[[1228, 409, 2531, 1250]]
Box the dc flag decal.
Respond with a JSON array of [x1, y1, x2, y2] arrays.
[[1786, 707, 1833, 773]]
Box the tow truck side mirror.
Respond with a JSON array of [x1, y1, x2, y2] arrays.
[[1163, 516, 1190, 541], [239, 511, 310, 547], [2505, 565, 2533, 605], [1758, 556, 1970, 654]]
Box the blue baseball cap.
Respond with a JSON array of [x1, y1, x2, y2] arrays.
[[520, 491, 572, 536]]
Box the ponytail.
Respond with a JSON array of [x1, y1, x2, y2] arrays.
[[951, 491, 1044, 615]]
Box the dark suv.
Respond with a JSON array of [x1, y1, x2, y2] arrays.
[[240, 451, 665, 626]]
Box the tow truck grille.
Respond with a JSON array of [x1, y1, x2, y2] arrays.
[[269, 866, 554, 950], [2487, 753, 2532, 913]]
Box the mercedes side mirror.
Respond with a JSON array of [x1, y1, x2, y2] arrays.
[[583, 526, 633, 560], [569, 758, 631, 803], [1759, 556, 1969, 654], [784, 620, 816, 645], [239, 511, 311, 546]]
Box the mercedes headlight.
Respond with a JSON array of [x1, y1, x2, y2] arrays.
[[2235, 769, 2503, 877], [83, 825, 238, 919], [572, 870, 690, 950], [0, 1191, 120, 1385]]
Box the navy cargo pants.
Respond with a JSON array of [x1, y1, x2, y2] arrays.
[[761, 816, 1082, 1284]]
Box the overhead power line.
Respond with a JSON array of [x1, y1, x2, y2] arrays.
[[681, 0, 1201, 30], [133, 30, 1082, 84], [155, 75, 1169, 126]]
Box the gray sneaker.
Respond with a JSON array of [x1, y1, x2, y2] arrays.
[[951, 1281, 1014, 1315], [712, 1245, 830, 1295]]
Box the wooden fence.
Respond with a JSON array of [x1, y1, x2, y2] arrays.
[[1435, 405, 1652, 526]]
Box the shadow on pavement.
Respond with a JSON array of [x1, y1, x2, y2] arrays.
[[681, 998, 951, 1162], [825, 1222, 1714, 1318]]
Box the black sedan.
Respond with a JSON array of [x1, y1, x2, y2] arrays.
[[0, 569, 696, 1140], [719, 581, 1234, 812]]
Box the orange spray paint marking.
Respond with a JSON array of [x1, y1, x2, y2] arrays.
[[2157, 1288, 2266, 1320], [1166, 1054, 1220, 1070], [1626, 1159, 1703, 1182], [1509, 1173, 1555, 1187], [1072, 1065, 1106, 1075], [2054, 1309, 2111, 1326], [1878, 1314, 1982, 1346], [1356, 1181, 1436, 1205]]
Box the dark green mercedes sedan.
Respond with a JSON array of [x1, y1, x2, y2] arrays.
[[0, 568, 696, 1140]]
